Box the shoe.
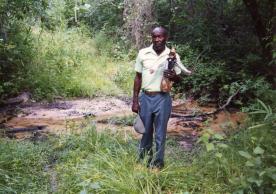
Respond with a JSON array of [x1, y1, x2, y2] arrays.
[[147, 161, 164, 170]]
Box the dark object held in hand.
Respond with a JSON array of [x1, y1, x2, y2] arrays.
[[160, 47, 177, 92], [167, 47, 177, 70]]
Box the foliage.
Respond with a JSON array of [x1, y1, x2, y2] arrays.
[[98, 114, 136, 126], [198, 99, 276, 193], [113, 62, 134, 95], [51, 126, 199, 193], [42, 0, 68, 30], [0, 0, 131, 100], [1, 26, 134, 100], [0, 138, 52, 193], [50, 113, 274, 194], [0, 0, 48, 98], [173, 44, 274, 104], [157, 0, 274, 103], [93, 30, 130, 60], [83, 0, 124, 33], [25, 27, 117, 99], [0, 21, 35, 98]]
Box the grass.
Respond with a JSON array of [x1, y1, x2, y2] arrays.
[[0, 138, 53, 193], [97, 114, 136, 126], [20, 27, 134, 100], [52, 120, 275, 193], [0, 118, 275, 193]]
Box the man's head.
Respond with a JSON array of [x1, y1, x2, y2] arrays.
[[151, 26, 168, 54]]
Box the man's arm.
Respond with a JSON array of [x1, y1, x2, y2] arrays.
[[132, 72, 142, 113]]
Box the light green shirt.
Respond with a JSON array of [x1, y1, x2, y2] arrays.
[[135, 45, 189, 92]]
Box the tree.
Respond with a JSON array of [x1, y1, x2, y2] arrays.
[[123, 0, 155, 49], [243, 0, 275, 88]]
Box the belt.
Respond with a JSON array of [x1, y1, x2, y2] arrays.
[[143, 91, 164, 95]]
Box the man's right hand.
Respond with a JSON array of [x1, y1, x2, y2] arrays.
[[132, 101, 140, 113], [132, 72, 142, 113]]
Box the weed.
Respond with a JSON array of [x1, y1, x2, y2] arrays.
[[0, 139, 53, 193]]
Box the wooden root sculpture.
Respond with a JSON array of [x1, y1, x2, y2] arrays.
[[160, 47, 176, 92]]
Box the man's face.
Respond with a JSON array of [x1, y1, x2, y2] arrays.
[[151, 28, 167, 53]]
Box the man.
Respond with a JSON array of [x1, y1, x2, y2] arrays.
[[132, 26, 191, 169]]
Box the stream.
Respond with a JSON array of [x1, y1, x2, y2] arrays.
[[0, 97, 246, 151]]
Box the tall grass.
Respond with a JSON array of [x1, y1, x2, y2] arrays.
[[0, 138, 52, 193], [54, 125, 223, 193], [0, 117, 274, 193], [53, 120, 275, 193], [21, 27, 134, 99]]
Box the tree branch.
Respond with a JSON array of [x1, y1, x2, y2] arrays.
[[171, 89, 241, 119]]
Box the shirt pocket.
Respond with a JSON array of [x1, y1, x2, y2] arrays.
[[142, 57, 155, 69]]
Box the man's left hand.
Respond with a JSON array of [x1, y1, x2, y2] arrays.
[[163, 69, 177, 80]]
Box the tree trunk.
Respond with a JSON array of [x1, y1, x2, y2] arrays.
[[243, 0, 275, 88], [243, 0, 273, 61], [123, 0, 155, 49]]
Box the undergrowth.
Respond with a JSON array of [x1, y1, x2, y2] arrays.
[[53, 110, 275, 193], [2, 27, 134, 100], [0, 138, 53, 193], [28, 28, 134, 99]]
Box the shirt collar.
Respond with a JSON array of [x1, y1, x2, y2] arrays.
[[146, 44, 170, 56]]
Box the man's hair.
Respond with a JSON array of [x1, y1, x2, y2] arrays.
[[151, 26, 168, 37]]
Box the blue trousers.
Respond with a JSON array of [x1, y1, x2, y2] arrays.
[[138, 92, 172, 166]]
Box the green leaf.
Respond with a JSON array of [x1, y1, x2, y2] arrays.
[[245, 161, 254, 167], [253, 146, 264, 155], [238, 151, 252, 159], [80, 190, 87, 194], [233, 190, 244, 194], [247, 177, 263, 186], [217, 143, 228, 149], [268, 173, 276, 181], [200, 133, 210, 143], [259, 171, 266, 177], [215, 153, 222, 158], [90, 182, 101, 189], [206, 143, 214, 152], [254, 157, 262, 165], [213, 133, 224, 140]]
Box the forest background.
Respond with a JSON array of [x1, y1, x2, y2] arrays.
[[0, 0, 275, 193]]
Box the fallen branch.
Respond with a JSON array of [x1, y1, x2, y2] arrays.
[[171, 89, 240, 118], [5, 126, 46, 133], [2, 92, 31, 105]]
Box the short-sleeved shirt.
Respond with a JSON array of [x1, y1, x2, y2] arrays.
[[135, 45, 186, 92]]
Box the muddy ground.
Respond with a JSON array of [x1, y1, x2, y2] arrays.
[[0, 96, 246, 150]]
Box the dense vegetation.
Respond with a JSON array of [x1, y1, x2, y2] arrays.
[[0, 0, 275, 193], [0, 0, 275, 103]]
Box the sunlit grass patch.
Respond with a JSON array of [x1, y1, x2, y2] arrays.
[[52, 126, 225, 193], [53, 119, 275, 193], [23, 27, 134, 99]]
